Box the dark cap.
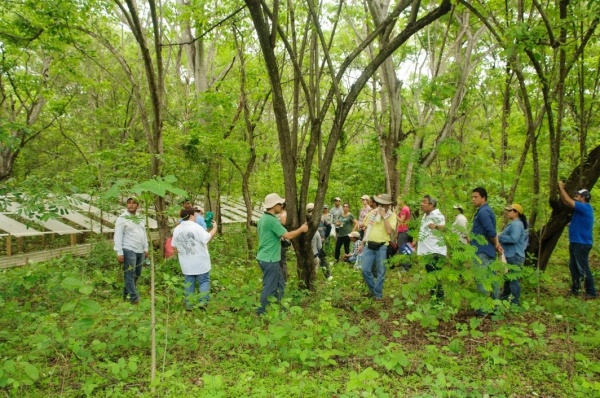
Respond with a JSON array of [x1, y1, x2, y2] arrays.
[[576, 189, 591, 200]]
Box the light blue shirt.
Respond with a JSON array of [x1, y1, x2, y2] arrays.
[[499, 219, 527, 258]]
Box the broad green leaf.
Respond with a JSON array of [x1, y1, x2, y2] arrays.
[[79, 285, 94, 295], [72, 318, 94, 332], [61, 277, 83, 291], [21, 362, 39, 381], [78, 299, 101, 315], [60, 302, 76, 313]]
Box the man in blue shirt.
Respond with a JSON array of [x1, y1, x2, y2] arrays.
[[471, 187, 503, 310], [558, 182, 597, 299]]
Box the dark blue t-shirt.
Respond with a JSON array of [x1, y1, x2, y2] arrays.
[[470, 202, 497, 258], [569, 202, 594, 245]]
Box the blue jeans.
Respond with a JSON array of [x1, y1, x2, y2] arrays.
[[569, 243, 597, 296], [123, 248, 144, 303], [257, 260, 285, 314], [361, 244, 387, 299], [474, 252, 500, 300], [502, 254, 524, 305], [184, 272, 210, 308]]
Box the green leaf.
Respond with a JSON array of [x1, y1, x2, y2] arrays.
[[72, 318, 94, 332], [78, 299, 101, 315], [128, 360, 138, 372], [61, 277, 83, 291], [60, 302, 76, 313], [79, 285, 94, 295], [21, 362, 39, 381]]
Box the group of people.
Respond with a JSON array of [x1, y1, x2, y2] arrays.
[[113, 183, 596, 315], [113, 197, 217, 310]]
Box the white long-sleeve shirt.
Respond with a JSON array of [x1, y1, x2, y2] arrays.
[[113, 211, 149, 255]]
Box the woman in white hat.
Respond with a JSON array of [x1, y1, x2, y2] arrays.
[[451, 204, 468, 244]]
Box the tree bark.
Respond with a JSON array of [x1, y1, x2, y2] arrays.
[[527, 144, 600, 271], [245, 0, 452, 289]]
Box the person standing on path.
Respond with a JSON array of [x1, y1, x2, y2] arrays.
[[361, 194, 398, 300], [172, 208, 218, 310], [452, 204, 468, 244], [334, 203, 359, 262], [498, 204, 528, 306], [256, 193, 308, 314], [114, 196, 148, 305], [558, 182, 597, 299], [395, 198, 411, 251], [470, 187, 503, 312], [416, 195, 447, 300], [358, 195, 372, 240]]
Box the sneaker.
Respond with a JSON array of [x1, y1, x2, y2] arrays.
[[583, 294, 598, 300], [131, 298, 140, 305], [362, 292, 374, 298], [327, 276, 334, 281]]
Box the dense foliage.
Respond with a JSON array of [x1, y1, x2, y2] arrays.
[[1, 227, 600, 396]]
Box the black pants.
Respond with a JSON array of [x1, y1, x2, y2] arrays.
[[424, 253, 445, 300], [334, 235, 351, 261]]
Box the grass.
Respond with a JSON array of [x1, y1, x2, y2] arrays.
[[1, 227, 600, 397]]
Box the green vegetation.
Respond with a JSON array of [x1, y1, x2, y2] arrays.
[[1, 227, 599, 397]]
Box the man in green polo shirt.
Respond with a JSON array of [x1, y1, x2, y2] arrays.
[[256, 193, 308, 314]]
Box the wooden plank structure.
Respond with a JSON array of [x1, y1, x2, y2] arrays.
[[0, 194, 260, 268], [0, 214, 44, 256]]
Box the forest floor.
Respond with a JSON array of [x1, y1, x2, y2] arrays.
[[1, 227, 599, 397]]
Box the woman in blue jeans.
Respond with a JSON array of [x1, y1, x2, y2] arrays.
[[499, 204, 529, 306]]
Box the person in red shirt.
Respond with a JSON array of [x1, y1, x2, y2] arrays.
[[396, 198, 411, 252]]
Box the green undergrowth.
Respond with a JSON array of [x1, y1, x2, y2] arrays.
[[1, 228, 600, 397]]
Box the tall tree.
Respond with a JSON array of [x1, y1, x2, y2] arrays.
[[245, 0, 452, 289], [460, 0, 600, 269], [0, 1, 84, 181]]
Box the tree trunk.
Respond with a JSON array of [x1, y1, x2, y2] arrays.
[[528, 144, 600, 270], [245, 0, 452, 289]]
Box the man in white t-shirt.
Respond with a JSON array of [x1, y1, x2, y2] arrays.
[[417, 195, 447, 300], [172, 208, 218, 310]]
